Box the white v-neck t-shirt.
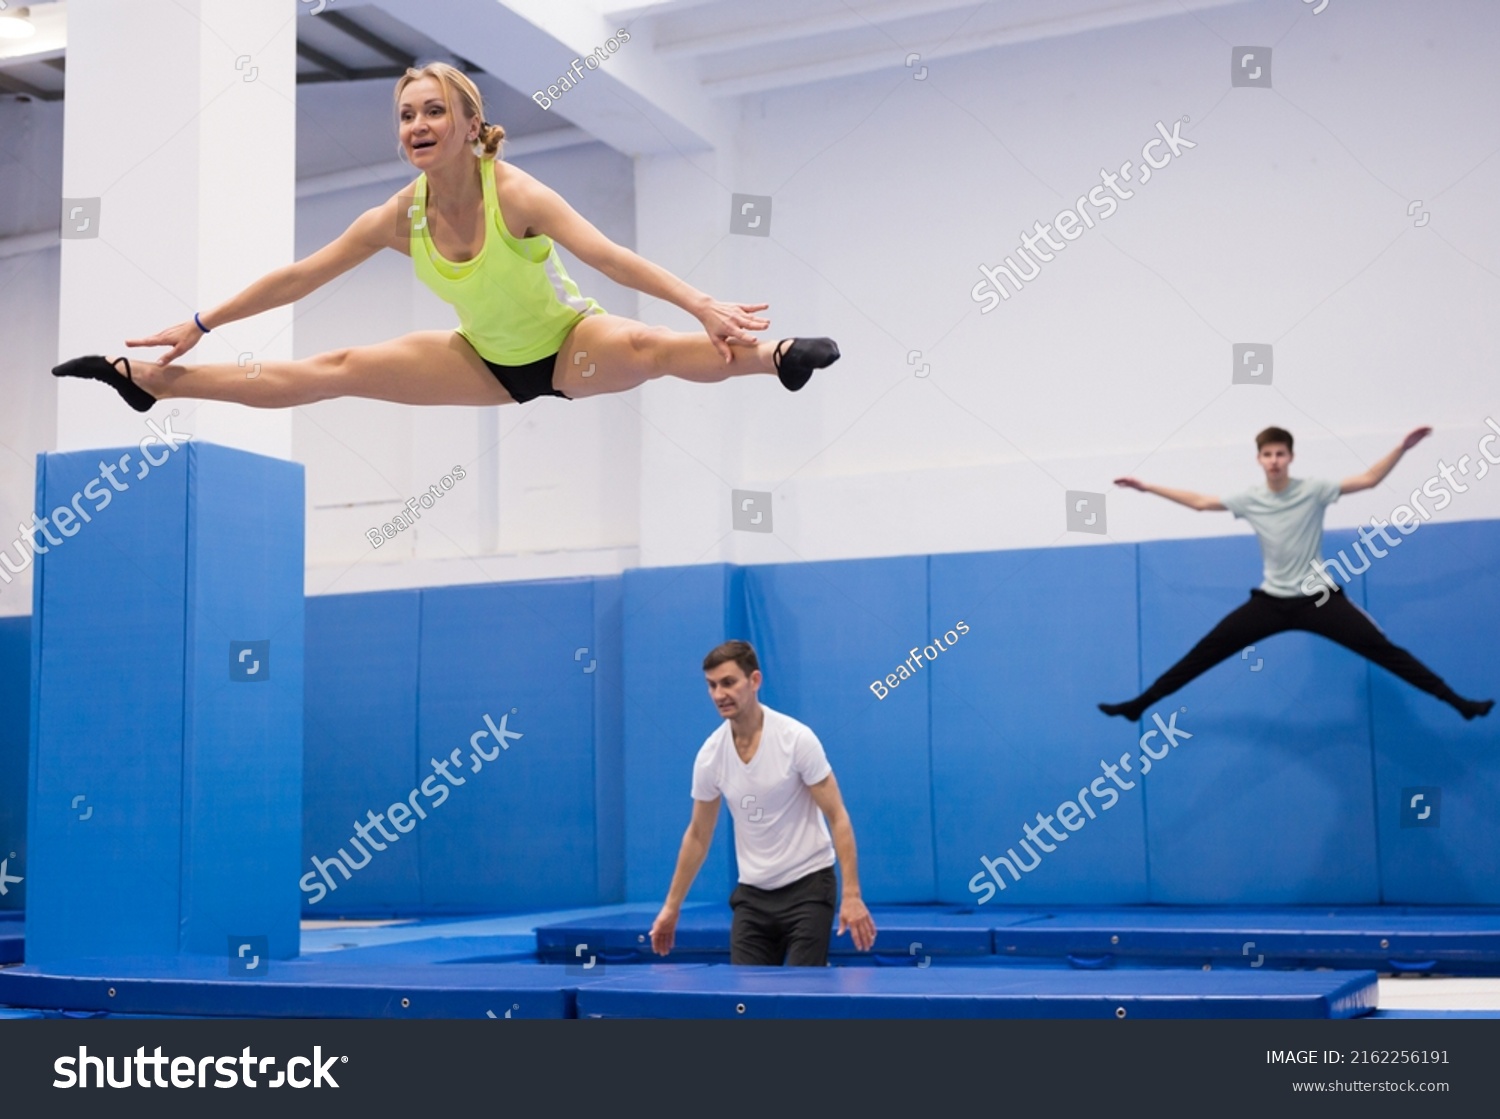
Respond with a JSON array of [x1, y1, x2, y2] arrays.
[[691, 704, 836, 891]]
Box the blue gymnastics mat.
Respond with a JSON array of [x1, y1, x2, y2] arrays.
[[536, 904, 1003, 965], [537, 905, 1500, 973], [992, 908, 1500, 974], [575, 967, 1378, 1019], [0, 955, 675, 1019]]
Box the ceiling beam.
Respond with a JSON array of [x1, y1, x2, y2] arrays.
[[0, 69, 58, 100], [322, 10, 417, 68], [374, 0, 727, 156], [603, 0, 724, 21], [700, 0, 1246, 98], [653, 0, 983, 58], [296, 41, 356, 81]]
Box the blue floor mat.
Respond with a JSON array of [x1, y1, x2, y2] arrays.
[[575, 965, 1379, 1019]]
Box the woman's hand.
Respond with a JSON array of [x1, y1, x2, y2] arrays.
[[126, 320, 207, 366], [695, 299, 770, 362]]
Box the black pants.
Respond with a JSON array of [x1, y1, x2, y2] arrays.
[[729, 866, 836, 966], [1127, 586, 1465, 714]]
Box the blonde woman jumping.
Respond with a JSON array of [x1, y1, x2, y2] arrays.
[[54, 63, 839, 412]]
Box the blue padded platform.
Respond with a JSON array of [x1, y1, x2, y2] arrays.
[[0, 955, 676, 1019], [0, 911, 22, 964], [992, 907, 1500, 974], [536, 904, 1002, 965], [535, 904, 1500, 975], [575, 966, 1378, 1019]]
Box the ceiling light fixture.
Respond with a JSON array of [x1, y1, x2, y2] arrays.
[[0, 6, 37, 41]]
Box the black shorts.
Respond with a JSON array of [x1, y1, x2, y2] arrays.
[[481, 351, 570, 404], [729, 866, 836, 967]]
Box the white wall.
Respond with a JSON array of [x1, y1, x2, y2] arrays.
[[634, 0, 1500, 567], [0, 99, 63, 618], [3, 0, 1496, 614]]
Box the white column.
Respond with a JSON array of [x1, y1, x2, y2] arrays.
[[57, 0, 297, 458]]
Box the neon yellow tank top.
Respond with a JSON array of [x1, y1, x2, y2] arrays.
[[409, 157, 605, 365]]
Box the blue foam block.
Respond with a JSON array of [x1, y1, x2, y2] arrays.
[[302, 591, 423, 916], [1136, 532, 1379, 903], [0, 615, 27, 913], [930, 545, 1146, 906], [622, 565, 739, 903], [27, 443, 304, 963], [575, 964, 1377, 1019], [1362, 519, 1500, 903], [744, 556, 934, 900], [416, 578, 616, 910]]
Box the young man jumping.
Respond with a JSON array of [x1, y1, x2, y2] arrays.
[[1100, 426, 1493, 722], [649, 641, 877, 965]]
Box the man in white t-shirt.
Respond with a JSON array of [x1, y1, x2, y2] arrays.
[[649, 640, 877, 965], [1100, 425, 1492, 722]]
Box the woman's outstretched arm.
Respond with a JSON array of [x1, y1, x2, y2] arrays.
[[511, 168, 769, 362], [126, 195, 404, 365]]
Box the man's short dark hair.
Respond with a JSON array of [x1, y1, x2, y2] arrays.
[[1255, 426, 1294, 453], [703, 640, 759, 678]]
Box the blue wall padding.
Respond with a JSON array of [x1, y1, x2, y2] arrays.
[[415, 578, 617, 911], [1136, 531, 1379, 903], [28, 443, 303, 964], [744, 557, 935, 901], [621, 565, 738, 904], [930, 545, 1148, 905], [301, 591, 423, 915], [1362, 519, 1500, 903], [0, 615, 27, 911], [591, 576, 625, 903]]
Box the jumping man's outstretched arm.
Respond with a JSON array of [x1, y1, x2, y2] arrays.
[[1113, 476, 1226, 511], [807, 773, 877, 952], [1340, 426, 1432, 494], [649, 797, 720, 956], [509, 167, 769, 362], [126, 195, 404, 365]]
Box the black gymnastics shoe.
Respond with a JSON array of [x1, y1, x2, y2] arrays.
[[772, 337, 840, 392], [1098, 701, 1143, 721], [1458, 698, 1495, 721], [52, 355, 156, 413]]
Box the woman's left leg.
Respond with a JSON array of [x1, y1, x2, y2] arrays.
[[553, 313, 779, 399]]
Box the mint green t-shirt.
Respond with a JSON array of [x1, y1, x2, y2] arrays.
[[1221, 477, 1342, 598]]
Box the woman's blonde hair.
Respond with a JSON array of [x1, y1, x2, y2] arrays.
[[394, 62, 505, 159]]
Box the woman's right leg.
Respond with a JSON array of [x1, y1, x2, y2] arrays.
[[118, 331, 516, 408]]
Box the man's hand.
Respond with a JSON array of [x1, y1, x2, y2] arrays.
[[649, 906, 679, 957], [838, 896, 877, 952], [1113, 476, 1148, 491], [1402, 426, 1433, 451]]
